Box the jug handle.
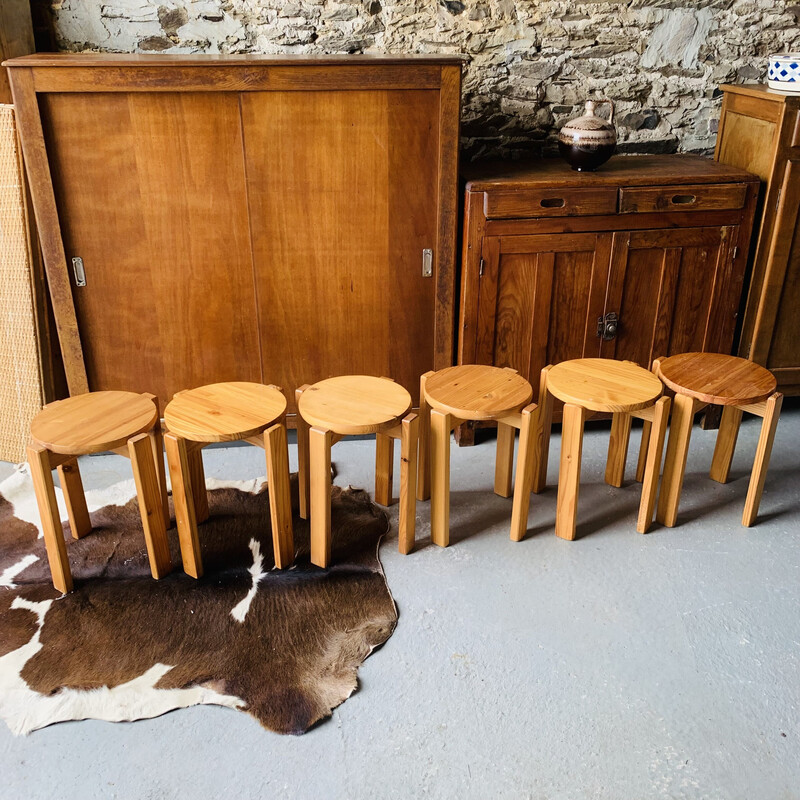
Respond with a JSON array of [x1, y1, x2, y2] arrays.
[[597, 98, 615, 124]]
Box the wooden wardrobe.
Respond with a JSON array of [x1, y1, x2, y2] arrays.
[[5, 54, 462, 412], [715, 84, 800, 394]]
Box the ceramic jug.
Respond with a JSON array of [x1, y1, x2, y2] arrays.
[[558, 99, 616, 172]]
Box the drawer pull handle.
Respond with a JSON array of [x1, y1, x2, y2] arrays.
[[540, 197, 566, 208], [671, 194, 697, 205]]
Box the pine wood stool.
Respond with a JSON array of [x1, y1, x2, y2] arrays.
[[27, 391, 170, 593], [539, 358, 670, 540], [417, 365, 537, 545], [163, 382, 293, 578], [295, 376, 418, 568], [655, 353, 782, 528]]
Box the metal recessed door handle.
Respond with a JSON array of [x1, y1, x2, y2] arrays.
[[422, 248, 433, 278], [71, 257, 86, 287]]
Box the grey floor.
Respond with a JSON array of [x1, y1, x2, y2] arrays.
[[1, 407, 799, 800]]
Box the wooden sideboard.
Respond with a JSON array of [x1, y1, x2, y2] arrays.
[[457, 155, 759, 442], [715, 84, 800, 394], [5, 54, 462, 412]]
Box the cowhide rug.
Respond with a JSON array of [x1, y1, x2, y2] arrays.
[[0, 466, 397, 736]]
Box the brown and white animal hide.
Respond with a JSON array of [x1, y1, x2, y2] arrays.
[[0, 468, 397, 735]]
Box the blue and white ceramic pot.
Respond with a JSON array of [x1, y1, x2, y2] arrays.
[[768, 54, 800, 93]]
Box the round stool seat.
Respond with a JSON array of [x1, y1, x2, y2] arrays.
[[31, 391, 158, 455], [164, 382, 286, 443], [657, 352, 776, 406], [298, 375, 411, 435], [425, 365, 532, 420], [547, 358, 662, 413]]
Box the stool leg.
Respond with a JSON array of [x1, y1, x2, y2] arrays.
[[165, 433, 203, 579], [27, 444, 72, 593], [709, 406, 743, 484], [743, 392, 783, 527], [430, 409, 452, 548], [532, 366, 553, 493], [375, 432, 394, 506], [494, 421, 516, 498], [143, 394, 170, 530], [637, 397, 670, 534], [309, 427, 333, 568], [295, 386, 311, 520], [399, 413, 419, 555], [264, 422, 294, 568], [556, 403, 585, 541], [57, 459, 91, 539], [637, 357, 663, 483], [188, 446, 209, 524], [150, 428, 170, 531], [605, 412, 632, 488], [657, 393, 697, 528], [510, 403, 538, 542], [635, 420, 652, 483], [129, 433, 172, 579], [417, 371, 433, 501]]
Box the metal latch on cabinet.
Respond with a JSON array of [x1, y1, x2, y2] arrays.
[[597, 311, 618, 340], [71, 257, 86, 287]]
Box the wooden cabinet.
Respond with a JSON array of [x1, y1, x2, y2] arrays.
[[715, 84, 800, 394], [6, 54, 461, 412], [459, 156, 759, 438]]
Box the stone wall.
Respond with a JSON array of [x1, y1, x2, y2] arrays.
[[44, 0, 800, 160]]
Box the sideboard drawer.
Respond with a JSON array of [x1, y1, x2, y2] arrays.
[[619, 183, 748, 214], [484, 187, 618, 219]]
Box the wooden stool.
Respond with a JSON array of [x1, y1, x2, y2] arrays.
[[295, 376, 418, 568], [417, 365, 537, 545], [27, 391, 170, 593], [655, 353, 782, 528], [163, 382, 293, 578], [539, 358, 670, 540]]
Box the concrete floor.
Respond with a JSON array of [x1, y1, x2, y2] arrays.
[[1, 407, 799, 800]]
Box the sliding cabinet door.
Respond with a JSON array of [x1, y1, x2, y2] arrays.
[[40, 92, 261, 405], [241, 89, 440, 409]]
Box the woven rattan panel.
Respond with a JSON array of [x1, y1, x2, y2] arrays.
[[0, 104, 42, 463]]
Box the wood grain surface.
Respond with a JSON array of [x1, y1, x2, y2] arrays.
[[619, 183, 747, 214], [6, 56, 460, 409], [546, 358, 663, 413], [31, 391, 158, 454], [164, 382, 287, 442], [464, 155, 757, 192], [39, 91, 262, 405], [458, 151, 759, 430], [297, 375, 411, 435], [424, 365, 532, 420], [657, 352, 777, 406], [715, 84, 800, 395], [241, 88, 440, 410]]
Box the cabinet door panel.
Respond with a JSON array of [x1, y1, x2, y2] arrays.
[[40, 92, 261, 405], [241, 90, 439, 409], [475, 233, 610, 392], [769, 234, 800, 368], [605, 226, 734, 367], [765, 161, 800, 370]]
